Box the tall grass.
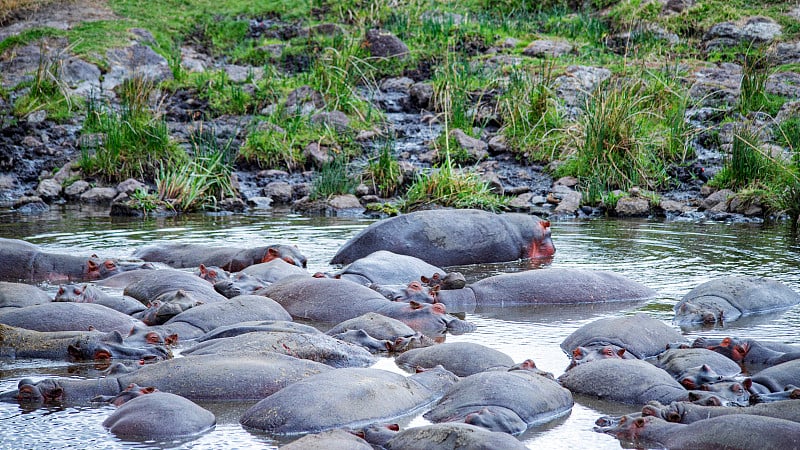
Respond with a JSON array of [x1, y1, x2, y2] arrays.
[[310, 155, 357, 200], [365, 139, 403, 198], [12, 46, 77, 121], [738, 48, 773, 115]]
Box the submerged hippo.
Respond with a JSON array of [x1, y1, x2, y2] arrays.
[[0, 324, 170, 362], [597, 414, 800, 449], [436, 269, 657, 310], [55, 283, 146, 315], [239, 366, 458, 435], [674, 276, 800, 326], [330, 209, 555, 267], [560, 313, 684, 360], [325, 312, 435, 353], [395, 342, 515, 376], [382, 423, 529, 450], [258, 276, 475, 335], [103, 391, 215, 441], [282, 429, 373, 450], [424, 366, 573, 434], [0, 302, 140, 334], [123, 269, 228, 306], [330, 251, 446, 286], [0, 281, 52, 309], [642, 399, 800, 424], [133, 242, 307, 271], [0, 238, 144, 282], [1, 353, 331, 406]]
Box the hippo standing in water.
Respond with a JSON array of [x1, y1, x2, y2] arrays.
[[0, 238, 144, 282], [103, 391, 215, 441], [673, 276, 800, 326], [133, 242, 307, 271], [330, 209, 555, 267]]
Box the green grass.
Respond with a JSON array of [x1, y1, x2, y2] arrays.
[[400, 163, 508, 212], [310, 155, 357, 200], [364, 139, 403, 198], [12, 49, 79, 122]]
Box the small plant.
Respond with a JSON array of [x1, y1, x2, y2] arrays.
[[364, 140, 402, 198], [310, 155, 357, 200], [738, 47, 774, 115], [775, 117, 800, 153], [12, 47, 78, 121], [400, 163, 508, 212], [129, 187, 162, 214]]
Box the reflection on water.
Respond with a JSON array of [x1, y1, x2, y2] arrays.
[[1, 205, 799, 449]]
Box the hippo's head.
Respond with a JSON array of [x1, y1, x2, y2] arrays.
[[594, 414, 659, 442], [197, 265, 230, 283], [527, 219, 556, 260], [673, 301, 724, 326], [262, 245, 307, 268], [464, 406, 527, 435], [641, 401, 685, 423], [568, 345, 628, 370], [94, 384, 158, 407], [67, 330, 172, 363], [391, 301, 476, 336], [214, 272, 269, 298], [691, 336, 749, 362], [1, 379, 64, 405]]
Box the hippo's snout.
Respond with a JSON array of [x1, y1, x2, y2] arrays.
[[444, 316, 476, 334]]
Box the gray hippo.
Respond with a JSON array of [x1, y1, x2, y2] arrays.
[[395, 342, 515, 376], [424, 365, 573, 434], [182, 331, 376, 368], [123, 269, 228, 306], [133, 242, 307, 271], [282, 429, 373, 450], [692, 336, 800, 373], [194, 320, 321, 342], [0, 302, 140, 334], [55, 283, 146, 315], [257, 276, 475, 335], [381, 423, 529, 450], [330, 251, 446, 286], [103, 391, 215, 441], [241, 258, 308, 282], [330, 209, 555, 266], [561, 313, 684, 360], [642, 399, 800, 424], [239, 366, 458, 434], [597, 414, 800, 449], [325, 312, 435, 353], [0, 323, 170, 362], [558, 359, 688, 405], [1, 353, 331, 406], [0, 281, 52, 309], [653, 348, 742, 379], [674, 276, 800, 326], [751, 359, 800, 393], [436, 269, 657, 310], [0, 238, 148, 282]]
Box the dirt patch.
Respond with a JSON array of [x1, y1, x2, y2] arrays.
[[0, 0, 118, 41]]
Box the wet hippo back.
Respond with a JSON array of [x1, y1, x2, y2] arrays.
[[561, 313, 684, 359], [103, 392, 215, 440], [0, 282, 52, 309], [0, 302, 139, 334]]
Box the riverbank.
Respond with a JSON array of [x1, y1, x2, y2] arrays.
[[1, 0, 798, 223]]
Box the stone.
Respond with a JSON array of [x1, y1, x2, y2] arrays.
[[308, 23, 346, 37], [508, 192, 534, 211], [116, 178, 146, 195], [553, 190, 582, 216], [26, 110, 47, 124], [480, 171, 504, 195], [224, 64, 263, 83], [328, 194, 363, 210], [615, 196, 650, 217], [775, 42, 800, 65], [776, 101, 800, 124], [60, 57, 101, 97], [659, 199, 692, 214], [553, 65, 612, 113], [263, 181, 294, 204], [663, 0, 695, 14], [64, 180, 90, 198], [14, 196, 49, 214], [363, 29, 409, 59], [409, 82, 434, 110], [700, 188, 734, 210], [380, 77, 415, 93], [766, 72, 800, 98], [285, 85, 325, 114], [450, 129, 488, 161], [103, 43, 172, 92], [554, 176, 579, 188], [741, 16, 782, 44], [303, 142, 332, 168], [35, 178, 62, 200], [704, 17, 782, 51], [688, 64, 741, 108], [80, 187, 118, 204], [522, 40, 573, 58], [311, 110, 350, 132]]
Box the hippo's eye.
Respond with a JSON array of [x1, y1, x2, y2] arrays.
[[57, 287, 64, 295], [667, 411, 681, 422]]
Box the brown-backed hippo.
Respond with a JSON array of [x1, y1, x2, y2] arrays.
[[0, 353, 331, 406], [560, 313, 684, 360], [330, 251, 446, 286], [424, 365, 573, 435], [103, 391, 215, 441], [557, 359, 688, 405], [325, 312, 435, 353], [0, 302, 140, 334], [0, 281, 52, 309], [330, 209, 555, 267], [133, 242, 307, 271], [54, 283, 146, 315], [0, 324, 170, 362], [282, 429, 373, 450], [382, 423, 529, 450], [0, 238, 147, 282], [597, 414, 800, 449], [395, 342, 515, 376], [181, 330, 376, 368], [642, 399, 800, 424], [257, 276, 475, 336], [673, 276, 800, 326], [239, 366, 459, 435], [436, 269, 657, 310]]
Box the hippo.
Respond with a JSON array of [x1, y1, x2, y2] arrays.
[[642, 399, 800, 424], [751, 359, 800, 393], [436, 269, 658, 310], [282, 429, 373, 450], [137, 290, 205, 325], [0, 238, 148, 282], [143, 295, 292, 342], [330, 209, 555, 267], [1, 353, 331, 406], [330, 251, 446, 286], [752, 386, 800, 403], [561, 313, 684, 360], [239, 366, 459, 434], [381, 423, 529, 450], [257, 276, 475, 336], [195, 320, 320, 342], [213, 272, 271, 298], [597, 414, 800, 449], [395, 342, 515, 376], [0, 302, 140, 334], [692, 336, 800, 373], [182, 331, 376, 368], [54, 283, 146, 315], [326, 312, 435, 353], [103, 391, 215, 441], [0, 281, 52, 309], [674, 276, 800, 326], [241, 258, 308, 282], [653, 348, 742, 379], [133, 242, 307, 271], [424, 365, 573, 434], [557, 359, 688, 405], [0, 324, 170, 362], [123, 269, 228, 306]]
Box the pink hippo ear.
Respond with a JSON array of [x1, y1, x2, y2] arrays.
[[86, 260, 99, 273], [432, 303, 446, 314]]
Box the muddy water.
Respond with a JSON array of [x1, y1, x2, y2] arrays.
[[1, 206, 799, 449]]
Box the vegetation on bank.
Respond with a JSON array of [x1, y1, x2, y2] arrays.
[[0, 0, 798, 222]]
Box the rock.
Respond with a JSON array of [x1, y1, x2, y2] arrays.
[[776, 101, 800, 124], [26, 110, 47, 124], [116, 179, 146, 196], [775, 42, 800, 65], [286, 85, 325, 114], [663, 0, 695, 14], [450, 129, 488, 161], [363, 29, 409, 59], [700, 189, 734, 210], [659, 199, 692, 214], [553, 190, 582, 217], [303, 142, 332, 168], [766, 72, 800, 99], [14, 195, 49, 214], [80, 187, 118, 204], [308, 23, 346, 37], [522, 40, 573, 58], [224, 64, 263, 83], [554, 176, 579, 188], [410, 82, 434, 110], [487, 135, 508, 154], [615, 196, 650, 217], [264, 181, 294, 204], [36, 178, 61, 200], [64, 180, 90, 198], [553, 65, 612, 113], [311, 111, 350, 132], [60, 57, 101, 97], [741, 17, 782, 43], [103, 43, 172, 92], [328, 194, 363, 211], [380, 77, 415, 93], [688, 64, 741, 108], [508, 193, 534, 211], [605, 25, 679, 55], [704, 17, 782, 51]]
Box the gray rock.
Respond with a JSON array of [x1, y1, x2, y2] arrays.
[[487, 135, 508, 154], [328, 194, 363, 210], [224, 64, 263, 83], [311, 111, 350, 132], [554, 65, 612, 112], [766, 72, 800, 98], [64, 180, 90, 198], [553, 190, 582, 217], [522, 40, 573, 58], [775, 42, 800, 65], [80, 187, 118, 204], [285, 85, 325, 114], [615, 196, 650, 217], [659, 199, 692, 214], [776, 100, 800, 124], [450, 129, 488, 161], [103, 43, 172, 92], [116, 178, 146, 195], [60, 57, 101, 97], [704, 17, 782, 51], [700, 189, 734, 210], [264, 181, 294, 204], [364, 29, 409, 58], [663, 0, 695, 14], [410, 82, 434, 110], [508, 193, 534, 211], [35, 178, 62, 200], [741, 16, 782, 43], [26, 110, 47, 124], [303, 142, 332, 168], [688, 64, 741, 108], [308, 23, 346, 37], [380, 77, 415, 93]]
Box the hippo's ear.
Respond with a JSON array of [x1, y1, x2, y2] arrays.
[[616, 348, 626, 358], [103, 330, 125, 344], [742, 378, 752, 390], [262, 247, 280, 263], [86, 260, 99, 272], [409, 301, 423, 310]]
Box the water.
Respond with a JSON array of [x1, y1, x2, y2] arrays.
[[1, 206, 799, 449]]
